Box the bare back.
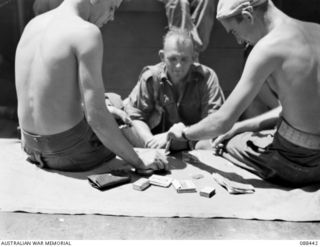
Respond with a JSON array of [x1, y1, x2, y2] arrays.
[[264, 19, 320, 134], [15, 10, 87, 135]]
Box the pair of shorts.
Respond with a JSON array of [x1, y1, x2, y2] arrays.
[[224, 128, 320, 187], [21, 118, 115, 172]]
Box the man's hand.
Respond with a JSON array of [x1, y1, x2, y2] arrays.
[[167, 122, 186, 141], [136, 149, 169, 174], [145, 132, 168, 149], [211, 125, 239, 148], [107, 106, 132, 126]]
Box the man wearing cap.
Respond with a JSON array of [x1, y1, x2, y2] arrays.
[[167, 0, 320, 186]]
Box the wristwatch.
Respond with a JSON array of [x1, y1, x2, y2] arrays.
[[182, 127, 196, 150], [181, 127, 190, 141]]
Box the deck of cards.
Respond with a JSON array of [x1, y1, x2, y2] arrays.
[[172, 179, 197, 193], [164, 139, 172, 155], [149, 174, 173, 187], [212, 173, 255, 194]]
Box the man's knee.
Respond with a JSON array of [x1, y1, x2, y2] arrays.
[[224, 133, 248, 154], [194, 139, 212, 150]]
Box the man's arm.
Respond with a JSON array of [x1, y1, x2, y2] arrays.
[[74, 26, 166, 170], [169, 41, 282, 141], [131, 119, 154, 145], [212, 106, 282, 147], [124, 69, 158, 146]]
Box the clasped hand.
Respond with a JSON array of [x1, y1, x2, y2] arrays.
[[136, 149, 169, 174], [167, 122, 186, 141]]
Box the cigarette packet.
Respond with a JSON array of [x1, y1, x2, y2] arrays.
[[133, 178, 150, 191], [200, 186, 216, 198], [172, 179, 197, 193]]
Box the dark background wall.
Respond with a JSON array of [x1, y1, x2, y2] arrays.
[[0, 0, 319, 107]]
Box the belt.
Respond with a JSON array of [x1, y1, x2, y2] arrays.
[[21, 118, 88, 153], [278, 119, 320, 150]]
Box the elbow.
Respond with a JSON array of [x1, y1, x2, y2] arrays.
[[86, 114, 99, 131], [85, 110, 104, 132]]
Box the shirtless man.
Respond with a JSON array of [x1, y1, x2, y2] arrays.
[[168, 0, 320, 186], [15, 0, 168, 172]]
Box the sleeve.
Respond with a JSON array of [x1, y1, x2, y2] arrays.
[[200, 68, 225, 119], [124, 68, 156, 122]]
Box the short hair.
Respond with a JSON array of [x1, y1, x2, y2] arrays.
[[162, 28, 194, 51]]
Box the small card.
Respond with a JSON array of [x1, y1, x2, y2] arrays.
[[133, 178, 150, 191], [164, 139, 172, 155], [199, 186, 216, 198], [172, 179, 197, 193], [149, 175, 172, 187]]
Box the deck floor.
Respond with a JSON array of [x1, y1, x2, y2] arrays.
[[0, 119, 319, 240]]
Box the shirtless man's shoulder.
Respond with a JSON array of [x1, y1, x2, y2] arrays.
[[249, 17, 320, 134], [16, 9, 103, 134]]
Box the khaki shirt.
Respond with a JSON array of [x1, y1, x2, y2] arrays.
[[125, 62, 225, 133]]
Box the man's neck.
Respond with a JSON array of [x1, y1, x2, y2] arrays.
[[263, 3, 288, 35], [60, 0, 90, 21]]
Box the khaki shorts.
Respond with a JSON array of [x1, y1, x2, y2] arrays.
[[224, 119, 320, 187], [21, 118, 115, 172]]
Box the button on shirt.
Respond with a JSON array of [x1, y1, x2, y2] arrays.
[[124, 62, 225, 134]]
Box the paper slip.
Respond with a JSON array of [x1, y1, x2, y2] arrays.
[[149, 175, 173, 187], [212, 173, 255, 194], [172, 179, 197, 193], [199, 186, 216, 198], [133, 178, 150, 191], [164, 139, 172, 156]]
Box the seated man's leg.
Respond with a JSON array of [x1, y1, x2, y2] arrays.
[[224, 130, 275, 179], [190, 0, 216, 53], [164, 0, 193, 30], [163, 0, 202, 53], [194, 139, 213, 150], [120, 125, 147, 148], [224, 130, 320, 186], [105, 92, 147, 148]]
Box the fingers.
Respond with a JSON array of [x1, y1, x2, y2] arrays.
[[149, 152, 169, 171], [211, 135, 224, 148], [146, 140, 157, 149], [123, 115, 133, 126], [155, 153, 169, 170], [145, 138, 166, 149], [167, 123, 185, 141]]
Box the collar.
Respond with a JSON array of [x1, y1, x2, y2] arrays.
[[158, 63, 205, 85]]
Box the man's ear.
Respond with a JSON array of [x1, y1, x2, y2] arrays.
[[242, 11, 254, 24], [159, 50, 165, 62]]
